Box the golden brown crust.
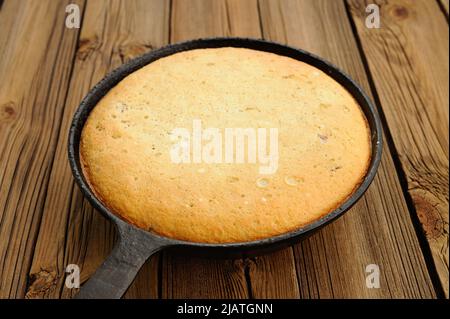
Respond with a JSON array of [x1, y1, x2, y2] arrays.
[[79, 47, 371, 243]]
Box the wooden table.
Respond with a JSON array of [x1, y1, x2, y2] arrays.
[[0, 0, 448, 299]]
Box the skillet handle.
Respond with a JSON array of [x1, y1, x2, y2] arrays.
[[74, 222, 167, 299]]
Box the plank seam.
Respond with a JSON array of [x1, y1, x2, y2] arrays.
[[256, 0, 265, 39], [243, 259, 254, 299], [168, 0, 173, 44], [436, 0, 449, 22]]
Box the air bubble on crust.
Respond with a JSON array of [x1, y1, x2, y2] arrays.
[[256, 177, 269, 188], [284, 176, 304, 186]]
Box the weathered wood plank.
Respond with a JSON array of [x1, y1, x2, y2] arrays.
[[162, 255, 249, 299], [347, 0, 449, 297], [162, 0, 254, 299], [247, 249, 300, 298], [258, 0, 436, 298], [0, 0, 85, 298], [26, 0, 169, 299]]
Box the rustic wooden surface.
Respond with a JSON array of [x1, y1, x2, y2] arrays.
[[348, 0, 449, 298], [0, 0, 447, 299]]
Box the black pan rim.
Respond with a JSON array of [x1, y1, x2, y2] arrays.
[[68, 37, 383, 251]]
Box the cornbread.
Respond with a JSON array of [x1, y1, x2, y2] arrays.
[[80, 47, 371, 243]]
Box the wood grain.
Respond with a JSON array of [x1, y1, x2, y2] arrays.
[[162, 254, 249, 299], [258, 0, 436, 298], [0, 0, 85, 298], [247, 249, 300, 298], [347, 0, 449, 297], [25, 0, 169, 299]]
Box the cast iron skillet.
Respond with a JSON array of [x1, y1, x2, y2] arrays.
[[68, 38, 383, 299]]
